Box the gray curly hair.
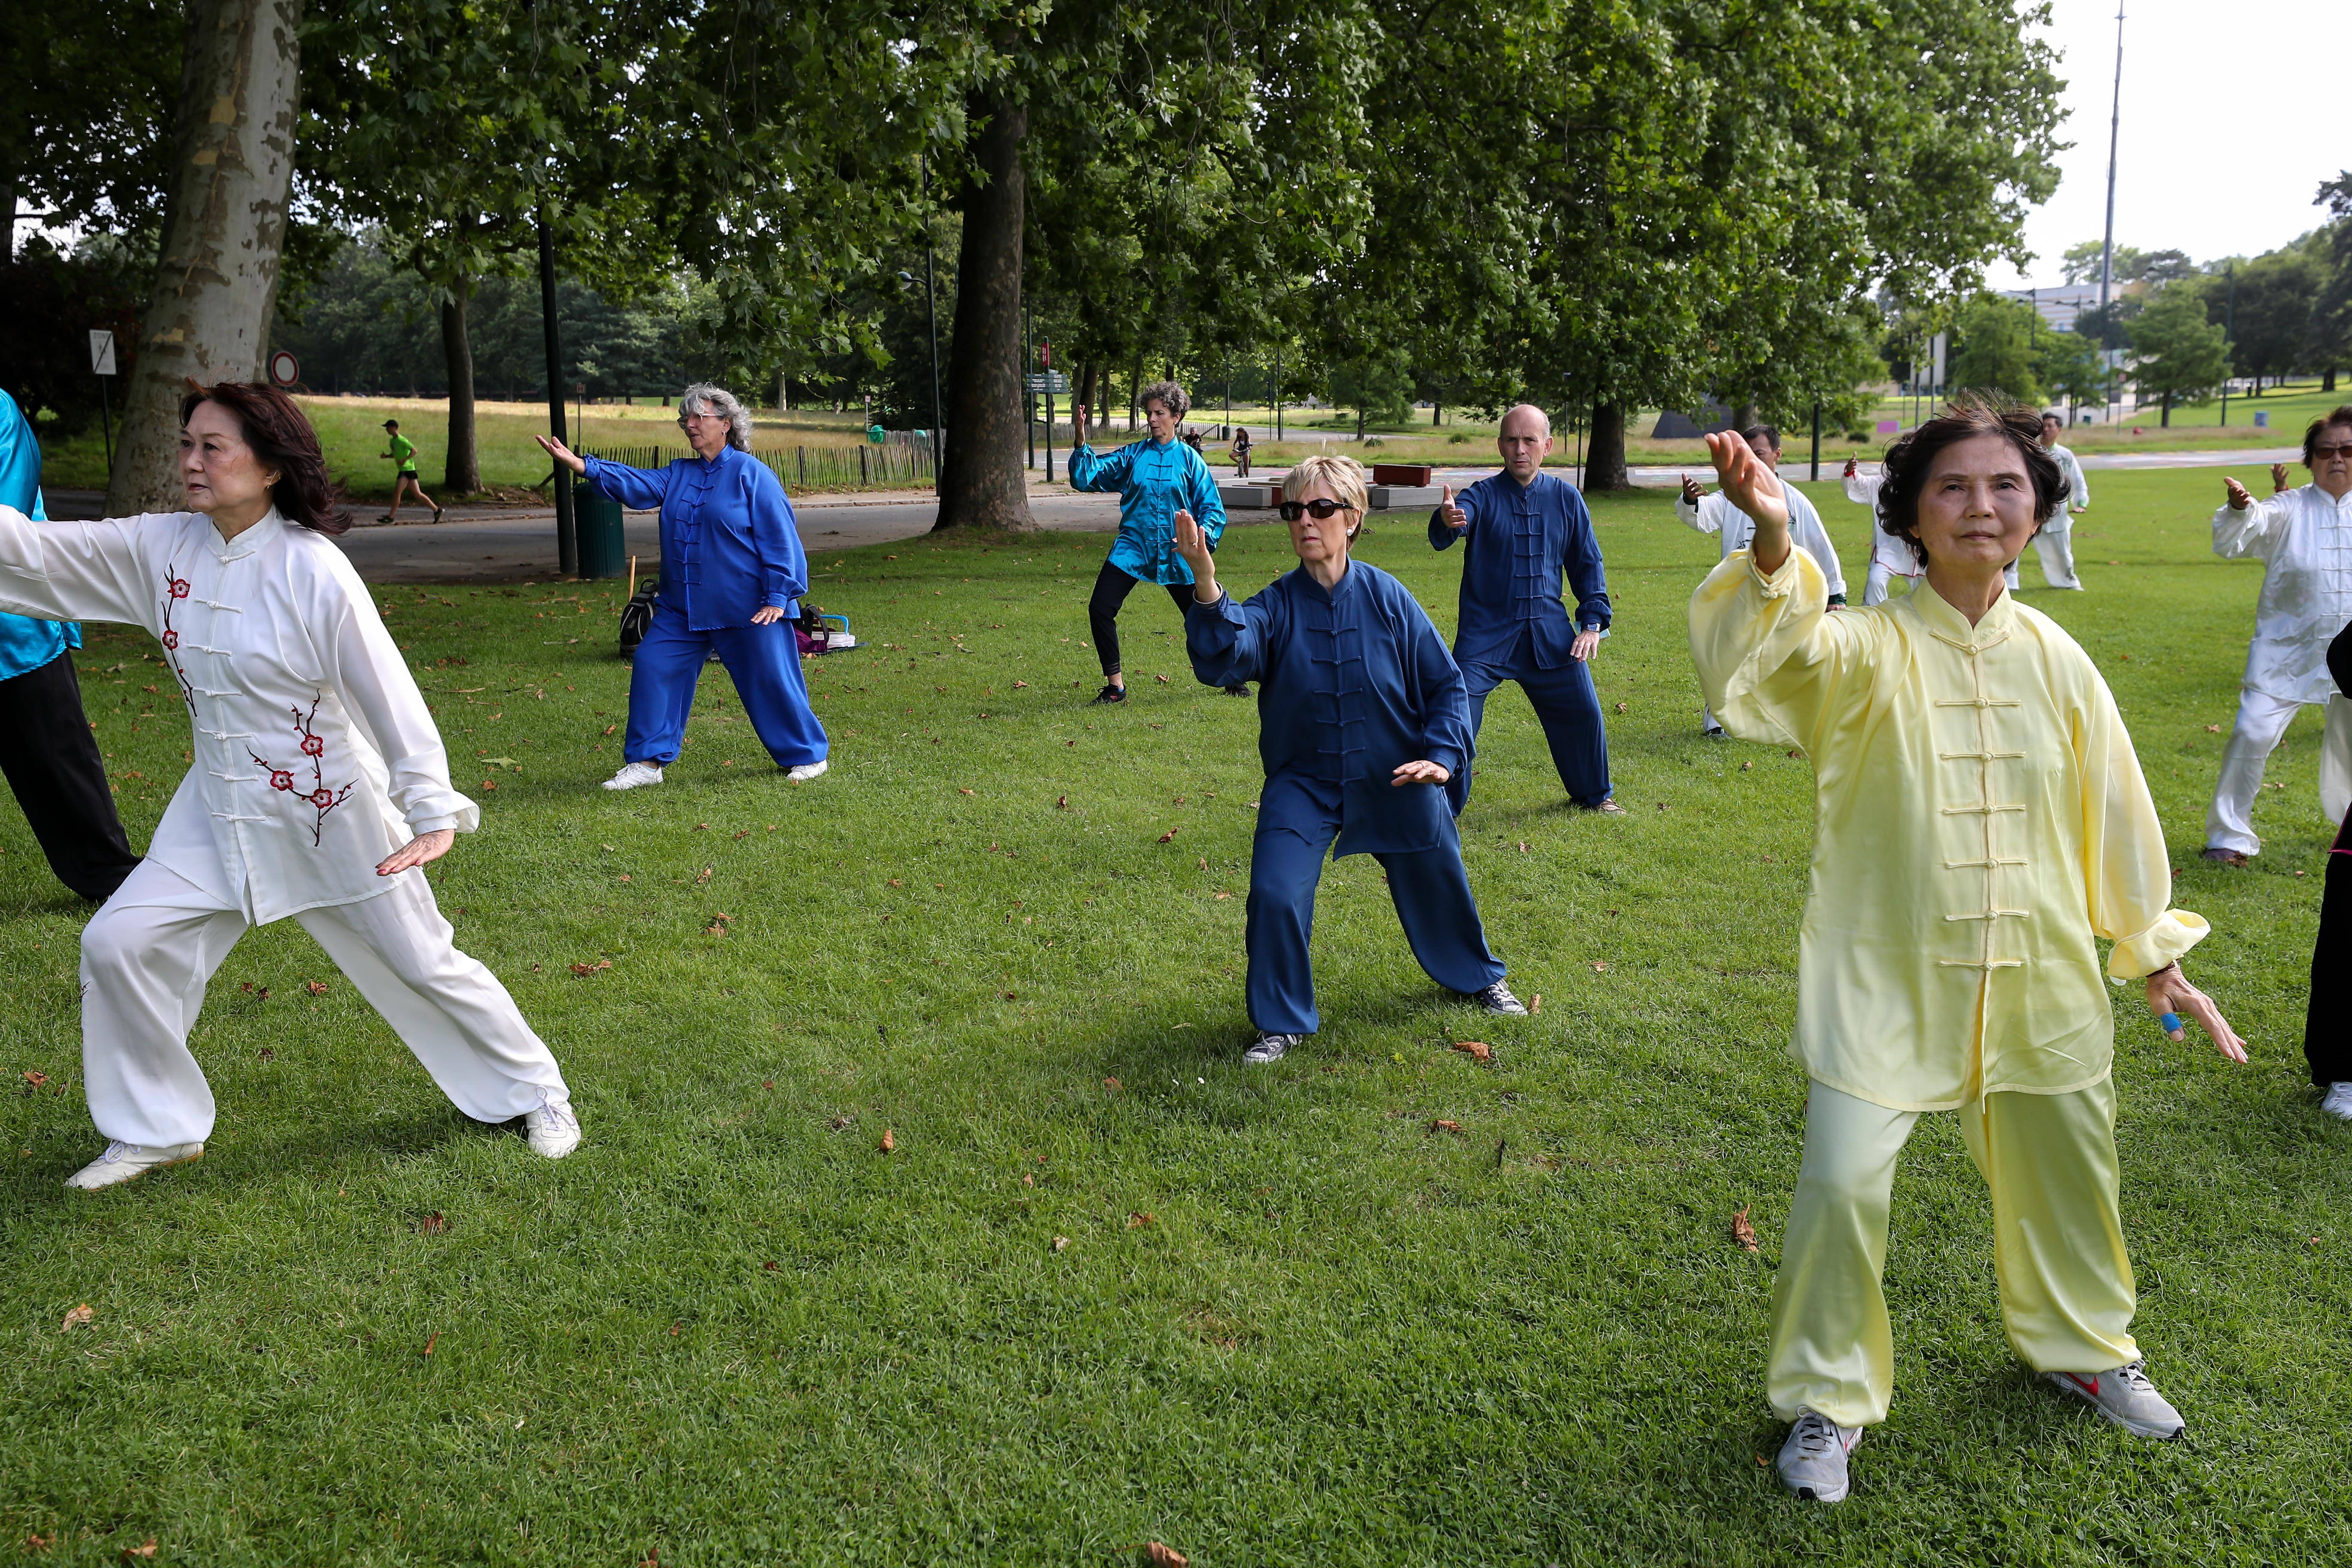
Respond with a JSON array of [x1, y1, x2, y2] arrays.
[[677, 383, 754, 451], [1139, 380, 1190, 421]]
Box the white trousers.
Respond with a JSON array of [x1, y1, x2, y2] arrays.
[[2032, 521, 2081, 589], [80, 858, 569, 1146], [1862, 560, 1920, 606], [2204, 688, 2352, 855]]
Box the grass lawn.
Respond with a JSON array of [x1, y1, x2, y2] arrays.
[[37, 399, 890, 504], [5, 466, 2350, 1563]]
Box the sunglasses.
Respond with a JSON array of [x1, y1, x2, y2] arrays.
[[1277, 498, 1354, 521]]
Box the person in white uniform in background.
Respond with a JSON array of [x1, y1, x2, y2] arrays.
[[0, 383, 579, 1189], [2029, 411, 2089, 589], [1840, 459, 1921, 606], [1682, 425, 1845, 735], [2202, 405, 2352, 867]]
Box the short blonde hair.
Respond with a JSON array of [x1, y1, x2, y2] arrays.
[[1282, 453, 1370, 536]]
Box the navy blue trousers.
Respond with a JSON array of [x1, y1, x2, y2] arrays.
[[1245, 816, 1506, 1036], [1447, 637, 1612, 814], [625, 601, 829, 769]]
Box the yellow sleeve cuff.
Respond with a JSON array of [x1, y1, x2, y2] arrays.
[[2107, 909, 2209, 980]]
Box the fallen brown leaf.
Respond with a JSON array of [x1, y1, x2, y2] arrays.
[[1013, 680, 1029, 688], [1141, 1545, 1188, 1568], [1740, 760, 1753, 771], [419, 1212, 447, 1235], [61, 1303, 92, 1332], [1787, 748, 1801, 758], [22, 1069, 48, 1087], [603, 724, 617, 735], [1428, 1119, 1464, 1135], [1051, 1235, 1070, 1252], [1197, 856, 1208, 871], [1155, 674, 1170, 683], [305, 980, 329, 995], [24, 1533, 49, 1551], [1056, 795, 1068, 809], [1158, 828, 1178, 843], [958, 787, 974, 796], [570, 959, 612, 977], [1213, 891, 1231, 900], [257, 1047, 275, 1063], [1452, 1041, 1493, 1063], [1614, 701, 1627, 713], [1591, 959, 1610, 972], [1732, 1204, 1760, 1253], [879, 1128, 897, 1154], [1127, 1212, 1156, 1228], [669, 1322, 683, 1336], [763, 1261, 780, 1271], [1104, 1076, 1122, 1092], [694, 867, 713, 884], [2205, 724, 2221, 733], [1530, 993, 1542, 1015], [1021, 1173, 1034, 1187], [423, 1331, 438, 1357], [122, 1539, 157, 1560]]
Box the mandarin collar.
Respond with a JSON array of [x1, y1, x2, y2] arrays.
[[1295, 560, 1358, 603], [1910, 576, 2018, 645], [208, 507, 285, 562]]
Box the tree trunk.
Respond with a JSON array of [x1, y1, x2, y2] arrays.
[[2161, 392, 2172, 428], [1129, 356, 1140, 430], [933, 88, 1032, 530], [1584, 401, 1630, 491], [440, 274, 480, 493], [2326, 368, 2339, 393], [111, 0, 301, 515], [1731, 401, 1758, 434]]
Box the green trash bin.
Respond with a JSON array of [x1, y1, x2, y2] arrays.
[[574, 480, 627, 579]]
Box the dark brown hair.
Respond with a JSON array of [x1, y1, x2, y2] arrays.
[[2302, 404, 2352, 468], [1739, 423, 1780, 452], [1875, 396, 2061, 567], [178, 382, 352, 535]]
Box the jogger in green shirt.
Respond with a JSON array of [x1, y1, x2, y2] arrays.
[[380, 419, 443, 523]]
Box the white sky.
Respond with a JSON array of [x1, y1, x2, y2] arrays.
[[1984, 0, 2345, 289]]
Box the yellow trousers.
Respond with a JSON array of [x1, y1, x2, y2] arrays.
[[1766, 1078, 2139, 1427]]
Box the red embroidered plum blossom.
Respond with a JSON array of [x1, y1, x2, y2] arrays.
[[250, 698, 355, 846]]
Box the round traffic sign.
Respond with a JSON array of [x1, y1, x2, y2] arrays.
[[269, 350, 300, 387]]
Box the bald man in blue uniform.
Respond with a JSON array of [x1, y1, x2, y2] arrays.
[[1429, 404, 1620, 816]]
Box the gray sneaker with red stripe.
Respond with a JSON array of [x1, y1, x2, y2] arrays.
[[2045, 1360, 2186, 1439]]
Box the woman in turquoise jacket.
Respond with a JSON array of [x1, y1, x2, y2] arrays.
[[1069, 380, 1230, 703]]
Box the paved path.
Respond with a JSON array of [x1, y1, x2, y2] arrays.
[[46, 441, 2298, 584]]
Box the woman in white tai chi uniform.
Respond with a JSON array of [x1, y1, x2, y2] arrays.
[[0, 383, 578, 1189], [1840, 460, 1921, 606]]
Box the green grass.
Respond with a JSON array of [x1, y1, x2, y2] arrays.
[[37, 399, 890, 502], [5, 467, 2350, 1563]]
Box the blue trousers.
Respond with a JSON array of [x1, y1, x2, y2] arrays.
[[625, 602, 829, 769], [1245, 816, 1506, 1036], [1448, 637, 1612, 814]]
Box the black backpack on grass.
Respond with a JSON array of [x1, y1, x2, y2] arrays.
[[618, 581, 659, 655]]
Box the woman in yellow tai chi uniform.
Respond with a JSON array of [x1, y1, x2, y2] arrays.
[[1688, 400, 2247, 1505]]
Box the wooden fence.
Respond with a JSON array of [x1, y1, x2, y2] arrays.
[[582, 439, 936, 494]]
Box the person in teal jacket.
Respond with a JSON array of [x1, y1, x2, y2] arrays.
[[1068, 379, 1231, 703], [0, 390, 139, 900]]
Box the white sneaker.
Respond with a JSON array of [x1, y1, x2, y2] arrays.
[[2321, 1082, 2352, 1121], [2045, 1360, 2185, 1439], [65, 1139, 204, 1191], [522, 1096, 581, 1158], [785, 759, 828, 783], [1776, 1409, 1862, 1502], [602, 762, 663, 791]]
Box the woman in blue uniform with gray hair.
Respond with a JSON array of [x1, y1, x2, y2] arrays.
[[1176, 453, 1525, 1063], [1069, 380, 1231, 703], [538, 383, 829, 788]]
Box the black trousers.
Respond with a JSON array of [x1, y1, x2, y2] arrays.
[[2308, 850, 2352, 1086], [1087, 560, 1193, 678], [0, 650, 139, 902]]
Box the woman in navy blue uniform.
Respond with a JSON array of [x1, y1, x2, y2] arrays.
[[1176, 453, 1526, 1063], [539, 385, 829, 788]]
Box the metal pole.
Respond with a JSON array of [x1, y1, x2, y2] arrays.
[[538, 199, 576, 576], [1810, 401, 1821, 482], [922, 156, 943, 472], [1043, 340, 1055, 484], [2221, 264, 2237, 426], [2099, 0, 2125, 423], [1024, 295, 1034, 470], [98, 376, 113, 478], [1274, 346, 1283, 442]]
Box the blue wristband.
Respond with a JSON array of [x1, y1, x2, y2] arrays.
[[2158, 1012, 2184, 1034]]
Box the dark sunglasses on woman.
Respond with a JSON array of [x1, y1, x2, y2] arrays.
[[1277, 498, 1352, 521]]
